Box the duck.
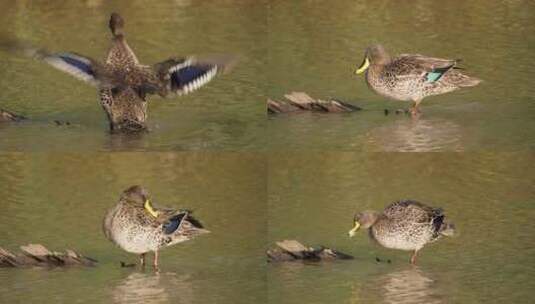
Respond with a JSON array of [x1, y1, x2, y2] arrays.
[[348, 200, 455, 264], [355, 44, 481, 116], [103, 185, 210, 268], [8, 13, 235, 132]]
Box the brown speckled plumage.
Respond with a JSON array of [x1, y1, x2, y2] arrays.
[[6, 13, 235, 132], [350, 200, 455, 264], [356, 44, 481, 115], [103, 185, 209, 267]]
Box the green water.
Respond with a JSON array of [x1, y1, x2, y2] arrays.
[[268, 152, 535, 303], [1, 1, 535, 304], [267, 0, 535, 151], [0, 153, 266, 303], [0, 1, 266, 151]]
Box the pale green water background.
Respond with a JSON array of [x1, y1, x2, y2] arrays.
[[0, 153, 266, 303], [0, 1, 266, 151], [268, 0, 535, 151], [268, 153, 535, 303]]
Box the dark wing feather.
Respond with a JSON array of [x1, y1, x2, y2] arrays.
[[161, 209, 204, 234], [163, 212, 187, 234], [390, 54, 458, 82], [41, 52, 103, 86], [154, 55, 236, 97], [0, 39, 103, 86]]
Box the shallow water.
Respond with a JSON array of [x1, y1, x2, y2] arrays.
[[0, 1, 266, 151], [267, 0, 535, 151], [0, 153, 266, 303], [268, 152, 535, 303]]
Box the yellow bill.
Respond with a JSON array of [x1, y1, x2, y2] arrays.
[[348, 221, 360, 237], [144, 199, 160, 217], [355, 57, 370, 74]]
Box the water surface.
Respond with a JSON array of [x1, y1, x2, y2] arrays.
[[0, 153, 266, 303], [0, 1, 266, 151], [267, 0, 535, 151], [268, 152, 535, 303]]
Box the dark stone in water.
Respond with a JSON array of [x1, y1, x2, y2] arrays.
[[267, 240, 353, 262], [0, 244, 97, 268], [0, 109, 26, 122], [54, 120, 72, 126], [268, 92, 362, 114], [120, 261, 136, 268]]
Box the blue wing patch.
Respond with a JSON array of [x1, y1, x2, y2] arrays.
[[163, 213, 187, 234], [42, 52, 98, 85], [426, 71, 443, 82], [59, 55, 94, 76], [425, 65, 454, 83], [169, 62, 218, 94]]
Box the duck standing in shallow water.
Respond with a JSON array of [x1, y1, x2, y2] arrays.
[[355, 44, 480, 117], [103, 186, 209, 268], [6, 13, 234, 132], [348, 200, 455, 264]]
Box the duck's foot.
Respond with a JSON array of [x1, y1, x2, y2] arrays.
[[410, 108, 422, 119], [410, 250, 418, 265], [120, 261, 136, 268]]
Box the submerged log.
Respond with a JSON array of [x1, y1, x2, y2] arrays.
[[268, 92, 362, 114], [267, 240, 353, 262], [0, 244, 97, 267], [0, 109, 26, 122]]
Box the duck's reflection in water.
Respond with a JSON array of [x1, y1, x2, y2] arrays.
[[366, 118, 463, 152], [113, 272, 192, 304], [379, 268, 442, 304]]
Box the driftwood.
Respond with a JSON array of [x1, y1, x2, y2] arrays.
[[268, 92, 362, 114], [267, 240, 353, 262], [0, 244, 97, 267], [0, 109, 26, 122]]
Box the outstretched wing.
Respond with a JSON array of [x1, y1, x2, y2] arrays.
[[37, 51, 102, 86], [0, 39, 104, 86], [154, 55, 236, 97]]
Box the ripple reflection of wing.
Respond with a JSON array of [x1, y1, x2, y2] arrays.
[[366, 118, 463, 152], [113, 272, 192, 304]]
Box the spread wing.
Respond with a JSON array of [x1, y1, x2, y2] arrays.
[[153, 55, 237, 97], [0, 39, 105, 86]]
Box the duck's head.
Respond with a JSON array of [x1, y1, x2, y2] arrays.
[[348, 211, 379, 237], [121, 185, 162, 217], [355, 44, 389, 75], [121, 185, 150, 206], [109, 12, 125, 37]]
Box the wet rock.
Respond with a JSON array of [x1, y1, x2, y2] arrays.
[[54, 120, 71, 126], [0, 244, 97, 267], [268, 92, 361, 114], [267, 240, 353, 262], [0, 109, 26, 122]]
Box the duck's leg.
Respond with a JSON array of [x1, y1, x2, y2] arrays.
[[410, 250, 418, 265], [139, 253, 146, 266], [153, 250, 159, 269], [410, 99, 422, 118]]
